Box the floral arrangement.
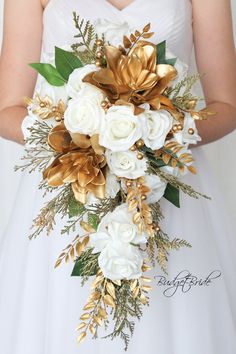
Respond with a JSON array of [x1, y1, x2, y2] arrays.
[[17, 14, 211, 350]]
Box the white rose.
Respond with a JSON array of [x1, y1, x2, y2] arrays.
[[67, 64, 98, 99], [174, 113, 201, 146], [98, 242, 143, 280], [100, 105, 142, 151], [140, 109, 173, 150], [89, 204, 147, 253], [64, 87, 106, 135], [94, 19, 131, 47], [106, 150, 148, 179], [144, 174, 167, 204]]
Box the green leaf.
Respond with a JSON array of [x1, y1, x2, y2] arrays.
[[164, 183, 180, 208], [156, 40, 166, 64], [71, 250, 99, 277], [68, 197, 85, 218], [55, 47, 83, 81], [156, 40, 177, 66], [29, 63, 66, 86], [166, 58, 177, 66], [88, 213, 99, 231]]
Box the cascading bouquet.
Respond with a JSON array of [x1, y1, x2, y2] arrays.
[[17, 14, 211, 350]]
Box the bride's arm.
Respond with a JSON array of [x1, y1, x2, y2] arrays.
[[0, 0, 45, 144], [192, 0, 236, 145]]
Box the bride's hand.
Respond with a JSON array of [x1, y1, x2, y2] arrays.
[[192, 0, 236, 145], [0, 0, 45, 145]]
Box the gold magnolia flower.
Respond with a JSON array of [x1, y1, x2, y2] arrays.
[[83, 42, 177, 113], [44, 123, 106, 203]]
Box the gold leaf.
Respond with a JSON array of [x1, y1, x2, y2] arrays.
[[126, 190, 136, 201], [133, 212, 141, 224], [70, 247, 75, 261], [80, 221, 95, 233], [112, 279, 121, 286], [83, 301, 96, 310], [141, 276, 152, 283], [98, 307, 108, 319], [142, 285, 152, 292], [89, 291, 101, 301], [54, 258, 62, 269], [171, 159, 178, 168], [65, 254, 70, 263], [132, 287, 140, 298], [93, 316, 103, 326], [143, 23, 151, 32], [187, 165, 197, 174], [123, 35, 132, 48], [76, 242, 83, 257], [80, 313, 90, 321], [130, 279, 138, 292], [103, 294, 116, 308], [142, 263, 152, 272], [142, 32, 154, 38], [77, 331, 86, 344], [91, 275, 104, 289], [130, 33, 136, 42], [82, 235, 90, 248], [140, 293, 148, 304], [89, 324, 96, 335], [106, 282, 116, 299], [162, 153, 171, 165], [135, 30, 141, 37], [75, 322, 87, 331], [128, 199, 138, 212]]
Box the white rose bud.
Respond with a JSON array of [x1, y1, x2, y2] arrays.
[[67, 64, 98, 99], [93, 19, 131, 47], [106, 150, 148, 179], [140, 109, 173, 150], [100, 105, 142, 151], [64, 85, 106, 135], [98, 242, 143, 281]]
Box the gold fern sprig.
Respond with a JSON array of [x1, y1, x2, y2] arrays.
[[72, 12, 98, 60]]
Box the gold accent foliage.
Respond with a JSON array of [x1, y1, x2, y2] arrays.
[[126, 177, 154, 236], [154, 141, 196, 174], [25, 94, 66, 122], [54, 234, 90, 268]]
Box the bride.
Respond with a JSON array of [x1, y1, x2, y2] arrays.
[[0, 0, 236, 353]]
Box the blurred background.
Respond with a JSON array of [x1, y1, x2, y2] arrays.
[[0, 0, 235, 240]]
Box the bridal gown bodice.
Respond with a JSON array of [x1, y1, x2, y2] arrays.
[[42, 0, 193, 63], [0, 1, 236, 354]]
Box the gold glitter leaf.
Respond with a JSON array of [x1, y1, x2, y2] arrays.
[[75, 322, 87, 331], [103, 294, 116, 308], [77, 331, 87, 344], [80, 313, 90, 321], [106, 282, 116, 299]]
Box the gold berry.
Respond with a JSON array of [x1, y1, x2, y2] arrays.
[[141, 194, 147, 201], [137, 152, 144, 160], [172, 124, 178, 133], [130, 145, 137, 151], [101, 100, 108, 108], [96, 51, 103, 59], [188, 128, 195, 135], [137, 182, 142, 188], [177, 124, 183, 131], [126, 180, 132, 187], [40, 102, 46, 108], [95, 60, 102, 67], [136, 139, 144, 148], [96, 39, 103, 47]]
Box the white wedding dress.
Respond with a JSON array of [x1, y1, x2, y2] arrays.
[[0, 0, 236, 353]]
